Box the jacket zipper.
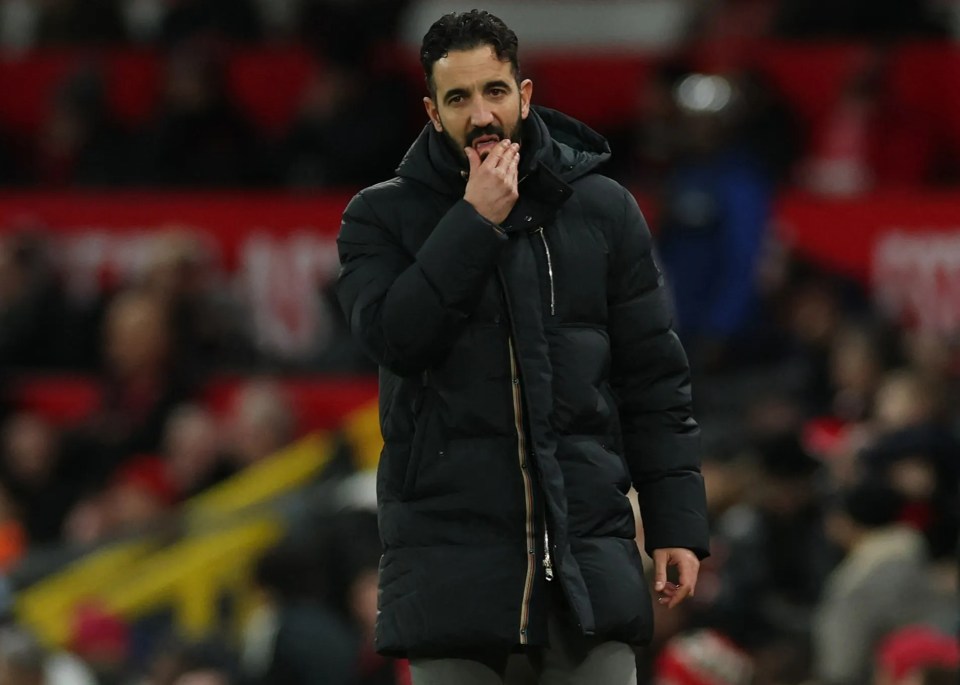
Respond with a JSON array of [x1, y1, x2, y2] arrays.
[[532, 228, 556, 580], [508, 337, 537, 644], [535, 228, 556, 315]]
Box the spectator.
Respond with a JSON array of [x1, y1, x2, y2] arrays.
[[140, 230, 256, 371], [603, 60, 688, 192], [731, 68, 805, 185], [244, 509, 405, 685], [813, 479, 938, 685], [696, 433, 835, 651], [63, 453, 177, 545], [223, 379, 295, 467], [0, 231, 70, 369], [66, 289, 196, 491], [0, 412, 76, 545], [163, 404, 236, 500], [856, 373, 960, 560], [244, 538, 356, 685], [655, 72, 773, 369], [760, 257, 856, 414], [828, 322, 895, 424], [871, 369, 945, 434], [140, 42, 266, 187], [32, 65, 133, 187], [276, 57, 416, 189]]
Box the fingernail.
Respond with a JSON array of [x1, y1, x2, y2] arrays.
[[655, 581, 664, 591]]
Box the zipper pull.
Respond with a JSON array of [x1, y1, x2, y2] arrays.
[[543, 529, 554, 582]]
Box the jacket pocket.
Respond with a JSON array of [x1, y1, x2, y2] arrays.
[[402, 388, 434, 500]]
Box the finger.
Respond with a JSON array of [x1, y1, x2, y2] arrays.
[[508, 143, 520, 166], [486, 139, 512, 168], [502, 141, 519, 164], [507, 149, 520, 185], [667, 559, 698, 609], [465, 146, 481, 175], [678, 557, 699, 598], [653, 550, 667, 593], [667, 582, 692, 609]]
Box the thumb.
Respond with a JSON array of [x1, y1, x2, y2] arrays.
[[464, 146, 481, 175], [653, 550, 668, 592]]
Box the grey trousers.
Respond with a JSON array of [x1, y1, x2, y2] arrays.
[[408, 612, 638, 685]]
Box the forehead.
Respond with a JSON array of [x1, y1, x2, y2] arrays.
[[432, 45, 513, 94]]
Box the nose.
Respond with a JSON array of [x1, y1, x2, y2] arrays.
[[469, 100, 495, 128]]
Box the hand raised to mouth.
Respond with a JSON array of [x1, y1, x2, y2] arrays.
[[464, 138, 520, 226]]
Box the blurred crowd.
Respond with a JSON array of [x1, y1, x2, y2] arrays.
[[0, 1, 956, 685], [0, 1, 957, 190], [0, 0, 420, 190]]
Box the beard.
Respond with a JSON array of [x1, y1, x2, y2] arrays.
[[440, 113, 524, 168]]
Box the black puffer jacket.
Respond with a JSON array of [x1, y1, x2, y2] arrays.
[[337, 106, 709, 657]]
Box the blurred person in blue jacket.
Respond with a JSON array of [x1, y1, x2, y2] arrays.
[[655, 73, 772, 371]]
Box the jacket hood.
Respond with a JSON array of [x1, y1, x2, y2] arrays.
[[395, 106, 611, 196]]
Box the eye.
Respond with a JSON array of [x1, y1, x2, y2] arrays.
[[488, 88, 507, 97], [447, 95, 463, 105]]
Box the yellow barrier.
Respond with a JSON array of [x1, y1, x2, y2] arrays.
[[103, 517, 283, 640], [15, 432, 334, 648], [186, 432, 332, 524], [16, 541, 156, 647]]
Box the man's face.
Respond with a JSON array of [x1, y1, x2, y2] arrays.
[[423, 45, 533, 166]]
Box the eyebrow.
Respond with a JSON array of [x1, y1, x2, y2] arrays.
[[443, 79, 514, 103]]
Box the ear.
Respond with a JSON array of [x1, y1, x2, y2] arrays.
[[519, 79, 534, 120], [423, 96, 443, 132]]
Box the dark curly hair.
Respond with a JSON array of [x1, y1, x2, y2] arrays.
[[420, 10, 520, 98]]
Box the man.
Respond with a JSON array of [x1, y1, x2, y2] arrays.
[[337, 10, 709, 685]]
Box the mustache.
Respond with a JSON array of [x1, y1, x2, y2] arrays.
[[465, 125, 505, 147]]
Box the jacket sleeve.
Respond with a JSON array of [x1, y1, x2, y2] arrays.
[[336, 190, 508, 376], [607, 187, 710, 559]]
